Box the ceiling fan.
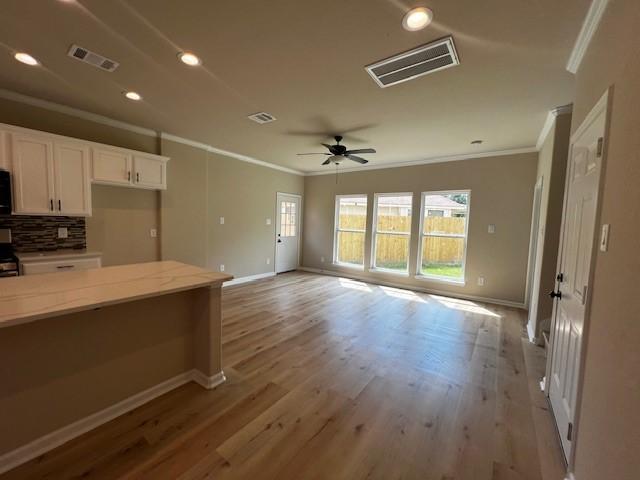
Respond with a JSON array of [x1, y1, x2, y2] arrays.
[[297, 136, 376, 165]]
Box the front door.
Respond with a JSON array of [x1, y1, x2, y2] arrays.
[[548, 93, 607, 462], [275, 193, 301, 273]]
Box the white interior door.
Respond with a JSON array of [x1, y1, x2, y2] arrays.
[[548, 95, 607, 462], [275, 193, 301, 273]]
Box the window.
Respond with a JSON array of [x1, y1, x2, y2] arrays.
[[419, 191, 470, 282], [280, 201, 297, 237], [372, 193, 413, 273], [334, 195, 368, 267]]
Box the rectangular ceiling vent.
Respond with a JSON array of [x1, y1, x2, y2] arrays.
[[67, 44, 119, 72], [248, 112, 277, 124], [366, 36, 459, 88]]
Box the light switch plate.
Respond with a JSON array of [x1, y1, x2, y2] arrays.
[[57, 227, 68, 239], [150, 228, 157, 238], [320, 256, 325, 263], [219, 217, 225, 225], [599, 224, 610, 252], [488, 224, 496, 234], [266, 258, 270, 265], [266, 218, 271, 225], [477, 276, 485, 286], [220, 264, 225, 272]]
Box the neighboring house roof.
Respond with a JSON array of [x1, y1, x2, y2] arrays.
[[423, 195, 466, 209], [341, 194, 466, 209]]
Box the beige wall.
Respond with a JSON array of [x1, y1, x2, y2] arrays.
[[0, 97, 160, 266], [568, 1, 640, 479], [528, 112, 571, 340], [160, 139, 304, 279], [303, 153, 538, 304]]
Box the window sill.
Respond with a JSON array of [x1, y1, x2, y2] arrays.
[[369, 267, 410, 277], [333, 262, 365, 271], [414, 274, 466, 286]]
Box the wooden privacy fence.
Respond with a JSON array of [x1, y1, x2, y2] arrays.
[[337, 215, 466, 265]]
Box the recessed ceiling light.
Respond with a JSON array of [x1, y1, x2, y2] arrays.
[[178, 52, 201, 66], [14, 52, 39, 66], [124, 91, 142, 101], [471, 140, 483, 145], [402, 7, 433, 31]]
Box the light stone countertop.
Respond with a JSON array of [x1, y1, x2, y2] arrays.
[[0, 261, 233, 328]]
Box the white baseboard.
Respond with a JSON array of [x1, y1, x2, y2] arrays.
[[566, 473, 576, 480], [191, 370, 226, 389], [298, 266, 526, 309], [223, 271, 276, 287], [0, 369, 225, 474]]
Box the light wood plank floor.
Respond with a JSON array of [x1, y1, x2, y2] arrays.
[[2, 272, 566, 480]]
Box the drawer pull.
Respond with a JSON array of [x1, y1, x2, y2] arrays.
[[56, 265, 75, 269]]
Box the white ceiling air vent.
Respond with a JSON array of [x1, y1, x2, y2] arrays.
[[248, 112, 277, 124], [67, 44, 119, 72], [366, 36, 459, 88]]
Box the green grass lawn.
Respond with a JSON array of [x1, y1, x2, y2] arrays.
[[421, 263, 463, 279]]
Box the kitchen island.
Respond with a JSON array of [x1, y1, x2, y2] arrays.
[[0, 261, 232, 473]]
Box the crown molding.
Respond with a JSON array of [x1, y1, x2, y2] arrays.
[[0, 89, 304, 176], [566, 0, 610, 74], [536, 104, 574, 150], [160, 133, 303, 176], [304, 147, 538, 176], [0, 89, 158, 137]]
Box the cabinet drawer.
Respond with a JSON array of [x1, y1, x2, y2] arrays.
[[21, 257, 102, 275]]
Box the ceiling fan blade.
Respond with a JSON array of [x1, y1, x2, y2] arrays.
[[346, 155, 369, 164], [322, 143, 337, 154], [345, 148, 376, 155], [321, 158, 332, 165], [297, 153, 331, 156]]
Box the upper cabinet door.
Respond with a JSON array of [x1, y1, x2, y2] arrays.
[[54, 142, 92, 216], [92, 148, 133, 186], [133, 155, 167, 190], [11, 133, 55, 215]]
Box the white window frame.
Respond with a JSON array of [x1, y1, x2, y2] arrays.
[[333, 194, 368, 269], [417, 189, 471, 284], [370, 192, 413, 275]]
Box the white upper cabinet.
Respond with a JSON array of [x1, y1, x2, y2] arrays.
[[92, 148, 133, 186], [11, 133, 56, 215], [54, 142, 91, 216], [0, 123, 170, 216], [133, 155, 167, 190], [0, 132, 8, 171]]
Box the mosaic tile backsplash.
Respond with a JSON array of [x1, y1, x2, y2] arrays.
[[0, 215, 86, 252]]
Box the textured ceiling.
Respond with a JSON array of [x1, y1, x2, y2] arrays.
[[0, 0, 590, 172]]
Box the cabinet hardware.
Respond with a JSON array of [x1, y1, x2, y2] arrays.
[[50, 199, 53, 211], [567, 422, 573, 441], [556, 273, 564, 282], [58, 200, 61, 211], [136, 172, 140, 182], [56, 265, 74, 269], [128, 171, 131, 181]]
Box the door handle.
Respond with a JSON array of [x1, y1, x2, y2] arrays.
[[277, 239, 282, 243], [549, 290, 562, 300]]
